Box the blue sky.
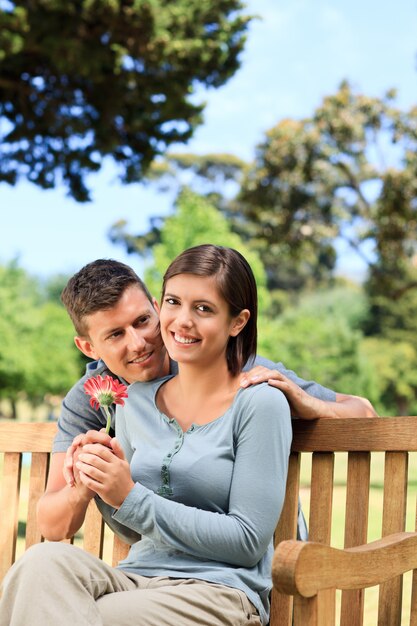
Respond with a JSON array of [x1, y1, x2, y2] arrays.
[[1, 0, 416, 281]]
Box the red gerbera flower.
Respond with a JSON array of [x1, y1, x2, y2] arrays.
[[84, 374, 128, 433]]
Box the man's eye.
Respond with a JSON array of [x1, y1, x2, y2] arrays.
[[136, 316, 150, 326]]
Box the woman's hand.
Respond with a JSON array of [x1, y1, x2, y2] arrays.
[[75, 438, 135, 508], [64, 429, 113, 487]]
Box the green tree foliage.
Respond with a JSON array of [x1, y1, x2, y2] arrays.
[[141, 83, 417, 302], [113, 187, 270, 313], [0, 262, 80, 417], [232, 81, 417, 294], [362, 338, 417, 416], [0, 0, 251, 200], [258, 285, 377, 403]]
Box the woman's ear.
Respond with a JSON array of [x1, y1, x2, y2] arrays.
[[230, 309, 250, 337], [74, 336, 99, 360]]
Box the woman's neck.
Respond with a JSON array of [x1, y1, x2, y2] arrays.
[[176, 360, 237, 396], [158, 360, 241, 430]]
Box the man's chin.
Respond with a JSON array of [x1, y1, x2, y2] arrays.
[[125, 362, 165, 384]]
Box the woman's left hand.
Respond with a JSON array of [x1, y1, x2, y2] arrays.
[[75, 438, 135, 508]]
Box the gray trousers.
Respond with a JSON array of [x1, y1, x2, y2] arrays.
[[0, 543, 261, 626]]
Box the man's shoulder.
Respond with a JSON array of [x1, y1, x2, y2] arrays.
[[66, 360, 114, 398], [54, 360, 114, 452], [246, 355, 287, 373]]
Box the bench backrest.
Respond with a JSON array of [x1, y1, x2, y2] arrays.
[[272, 416, 417, 626], [1, 418, 417, 625], [0, 422, 129, 583]]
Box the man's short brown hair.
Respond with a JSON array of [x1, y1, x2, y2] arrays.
[[61, 259, 153, 336]]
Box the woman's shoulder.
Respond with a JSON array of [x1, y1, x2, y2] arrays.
[[128, 375, 174, 400], [238, 381, 289, 407], [232, 383, 291, 438]]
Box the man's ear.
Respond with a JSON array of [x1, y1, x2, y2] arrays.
[[230, 309, 250, 337], [152, 296, 161, 315], [74, 336, 98, 360]]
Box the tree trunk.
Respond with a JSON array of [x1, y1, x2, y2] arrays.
[[10, 398, 17, 419]]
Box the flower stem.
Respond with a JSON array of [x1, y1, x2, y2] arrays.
[[103, 406, 112, 434]]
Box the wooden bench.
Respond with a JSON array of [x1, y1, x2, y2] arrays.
[[1, 418, 417, 625], [0, 421, 129, 581]]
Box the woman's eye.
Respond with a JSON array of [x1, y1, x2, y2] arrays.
[[197, 304, 211, 313]]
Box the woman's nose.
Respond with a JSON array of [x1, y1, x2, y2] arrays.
[[177, 307, 193, 328]]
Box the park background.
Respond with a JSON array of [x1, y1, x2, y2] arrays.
[[1, 4, 417, 622], [1, 0, 417, 419]]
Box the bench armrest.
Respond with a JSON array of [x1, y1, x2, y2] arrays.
[[272, 532, 417, 597]]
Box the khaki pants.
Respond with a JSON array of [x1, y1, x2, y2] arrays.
[[0, 542, 261, 626]]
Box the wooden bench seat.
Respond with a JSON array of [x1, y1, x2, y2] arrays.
[[2, 418, 417, 625]]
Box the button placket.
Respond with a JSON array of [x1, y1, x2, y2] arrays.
[[157, 420, 184, 497]]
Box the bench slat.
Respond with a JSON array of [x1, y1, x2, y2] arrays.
[[83, 499, 105, 558], [410, 500, 417, 626], [26, 452, 49, 548], [112, 534, 130, 566], [340, 451, 371, 626], [270, 451, 301, 626], [378, 452, 408, 626], [306, 452, 335, 625], [0, 452, 22, 582]]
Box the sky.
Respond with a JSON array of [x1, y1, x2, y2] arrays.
[[1, 0, 416, 282]]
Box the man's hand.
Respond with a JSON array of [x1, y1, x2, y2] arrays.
[[239, 366, 378, 418], [75, 438, 134, 508], [64, 429, 113, 487], [240, 366, 334, 418]]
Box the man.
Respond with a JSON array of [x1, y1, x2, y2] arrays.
[[37, 259, 377, 542]]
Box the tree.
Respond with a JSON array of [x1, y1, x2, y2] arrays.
[[0, 262, 81, 418], [258, 285, 377, 404], [0, 0, 251, 201], [139, 82, 417, 299], [229, 82, 417, 293], [111, 187, 270, 313], [362, 337, 417, 416]]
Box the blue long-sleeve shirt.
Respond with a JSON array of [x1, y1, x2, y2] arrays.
[[113, 377, 292, 625]]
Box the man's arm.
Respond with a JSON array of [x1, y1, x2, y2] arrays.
[[37, 452, 94, 540], [240, 365, 378, 418], [37, 362, 140, 542]]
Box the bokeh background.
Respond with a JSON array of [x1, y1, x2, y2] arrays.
[[1, 0, 417, 418]]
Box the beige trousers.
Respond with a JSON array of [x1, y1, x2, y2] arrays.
[[0, 542, 261, 626]]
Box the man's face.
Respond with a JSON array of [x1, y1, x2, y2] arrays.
[[76, 285, 169, 384]]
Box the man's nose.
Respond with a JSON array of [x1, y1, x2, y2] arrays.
[[126, 327, 146, 351]]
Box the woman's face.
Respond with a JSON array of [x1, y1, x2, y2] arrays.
[[160, 273, 245, 368]]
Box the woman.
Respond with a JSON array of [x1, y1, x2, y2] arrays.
[[0, 245, 291, 626]]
